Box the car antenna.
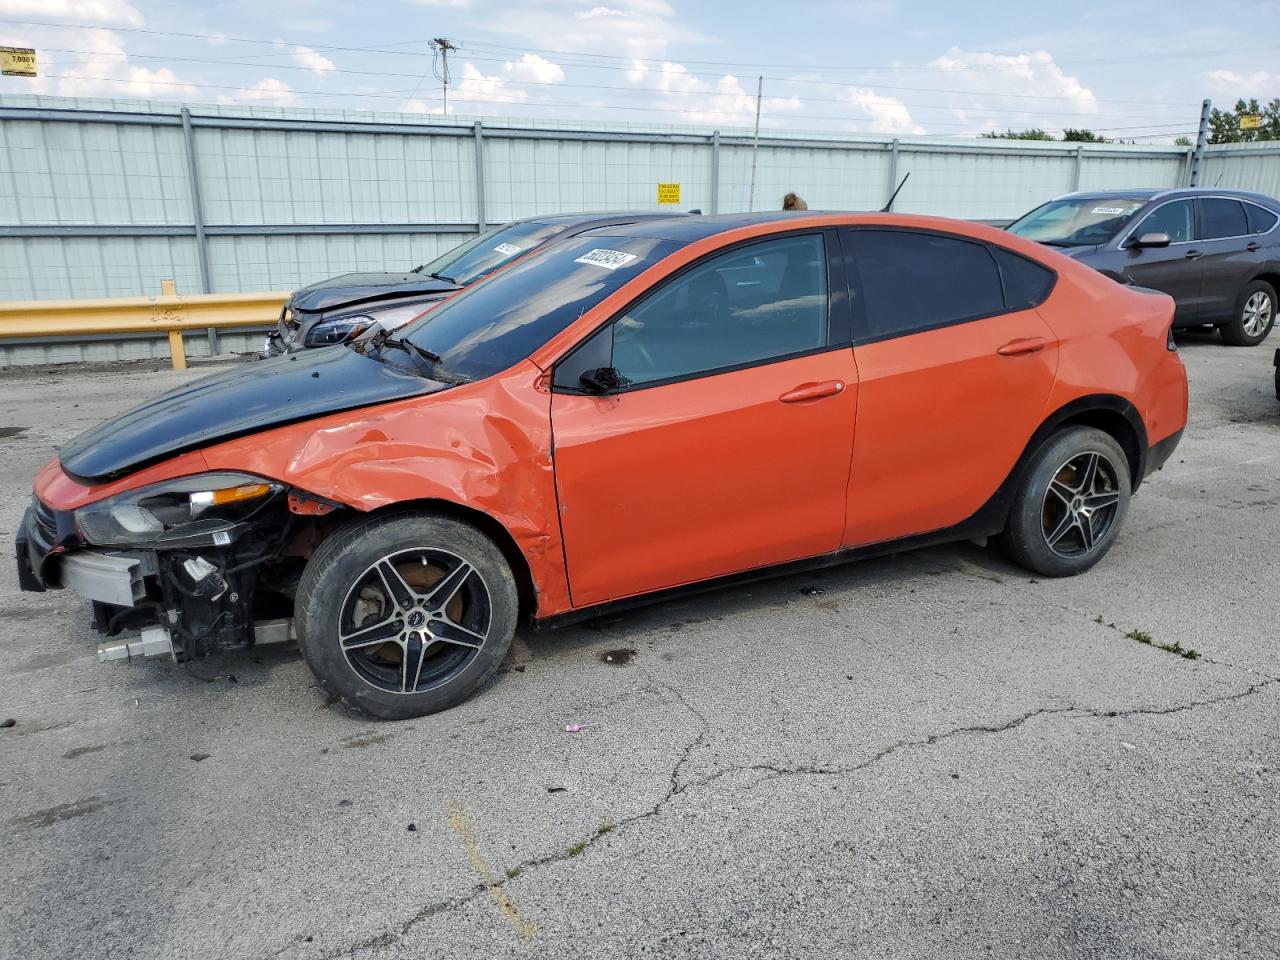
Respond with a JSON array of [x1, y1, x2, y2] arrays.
[[881, 172, 910, 213]]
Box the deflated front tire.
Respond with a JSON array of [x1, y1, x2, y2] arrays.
[[295, 512, 518, 720]]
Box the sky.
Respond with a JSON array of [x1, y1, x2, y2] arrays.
[[0, 0, 1276, 141]]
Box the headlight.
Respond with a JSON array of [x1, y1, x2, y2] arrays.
[[75, 473, 283, 548], [305, 299, 446, 348]]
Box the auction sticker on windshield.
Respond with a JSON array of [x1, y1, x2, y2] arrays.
[[494, 242, 521, 256], [574, 248, 639, 270], [1092, 206, 1129, 215]]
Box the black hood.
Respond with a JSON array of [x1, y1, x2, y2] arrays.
[[287, 271, 462, 314], [1045, 243, 1102, 261], [60, 347, 443, 484]]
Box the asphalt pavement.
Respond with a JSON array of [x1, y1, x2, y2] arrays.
[[1, 337, 1277, 959]]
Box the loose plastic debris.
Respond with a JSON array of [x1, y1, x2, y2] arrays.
[[564, 723, 597, 733]]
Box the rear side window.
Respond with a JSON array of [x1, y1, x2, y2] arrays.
[[992, 248, 1055, 310], [1133, 199, 1193, 243], [1246, 203, 1278, 235], [1197, 198, 1249, 240], [845, 230, 1005, 341]]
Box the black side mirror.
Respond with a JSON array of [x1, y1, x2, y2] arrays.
[[579, 366, 627, 394], [1130, 231, 1171, 249]]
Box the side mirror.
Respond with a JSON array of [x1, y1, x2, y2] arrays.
[[1130, 232, 1171, 249], [579, 366, 627, 394]]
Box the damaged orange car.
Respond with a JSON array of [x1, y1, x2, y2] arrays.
[[17, 213, 1188, 719]]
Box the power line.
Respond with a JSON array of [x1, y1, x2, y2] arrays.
[[17, 45, 1197, 125], [0, 17, 1214, 108]]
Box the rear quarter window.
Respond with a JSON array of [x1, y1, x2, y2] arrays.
[[1246, 203, 1278, 235], [992, 248, 1056, 310]]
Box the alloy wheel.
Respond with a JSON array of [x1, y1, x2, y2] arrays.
[[337, 547, 492, 694], [1243, 290, 1273, 338], [1040, 451, 1122, 558]]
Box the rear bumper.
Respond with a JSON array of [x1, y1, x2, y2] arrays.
[[1143, 428, 1183, 480]]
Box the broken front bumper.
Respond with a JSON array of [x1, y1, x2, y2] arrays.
[[16, 497, 295, 662]]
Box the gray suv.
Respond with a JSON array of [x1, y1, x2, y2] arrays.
[[1007, 188, 1280, 345]]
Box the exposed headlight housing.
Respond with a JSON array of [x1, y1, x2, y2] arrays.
[[305, 299, 446, 348], [75, 473, 283, 548]]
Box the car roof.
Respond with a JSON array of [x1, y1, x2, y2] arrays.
[[579, 210, 830, 243], [1053, 187, 1280, 207], [521, 211, 694, 229]]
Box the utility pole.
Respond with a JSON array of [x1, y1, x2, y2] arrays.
[[1189, 98, 1211, 186], [747, 75, 763, 211], [430, 37, 458, 115]]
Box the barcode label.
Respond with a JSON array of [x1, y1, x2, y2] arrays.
[[574, 248, 639, 270]]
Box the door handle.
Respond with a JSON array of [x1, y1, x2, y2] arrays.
[[1248, 241, 1261, 252], [779, 380, 845, 403], [1184, 249, 1203, 260], [996, 337, 1048, 357]]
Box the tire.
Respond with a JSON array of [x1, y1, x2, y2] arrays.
[[296, 512, 518, 720], [1221, 280, 1276, 346], [998, 426, 1132, 578]]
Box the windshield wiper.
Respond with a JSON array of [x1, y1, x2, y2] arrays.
[[398, 339, 442, 364]]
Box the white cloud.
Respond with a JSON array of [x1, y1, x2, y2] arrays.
[[491, 0, 700, 63], [502, 53, 564, 85], [281, 43, 336, 74], [0, 0, 143, 26], [218, 77, 296, 106], [401, 53, 565, 114], [1203, 69, 1280, 97], [623, 60, 804, 128], [920, 48, 1097, 134], [841, 87, 923, 135], [7, 28, 199, 99]]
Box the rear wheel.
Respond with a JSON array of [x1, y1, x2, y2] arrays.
[[999, 426, 1131, 577], [296, 512, 518, 720], [1221, 280, 1276, 346]]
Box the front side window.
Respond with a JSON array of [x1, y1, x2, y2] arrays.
[[1006, 197, 1147, 247], [1197, 198, 1249, 240], [1132, 200, 1193, 244], [601, 233, 829, 388], [846, 230, 1006, 341]]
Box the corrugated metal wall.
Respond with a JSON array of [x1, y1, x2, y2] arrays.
[[2, 94, 1280, 350]]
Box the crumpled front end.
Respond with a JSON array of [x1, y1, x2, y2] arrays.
[[16, 469, 331, 662]]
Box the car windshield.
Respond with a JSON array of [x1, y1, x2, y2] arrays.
[[400, 235, 682, 381], [414, 221, 566, 285], [1006, 197, 1148, 246]]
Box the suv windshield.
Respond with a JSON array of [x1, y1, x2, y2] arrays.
[[401, 235, 682, 381], [415, 221, 566, 285], [1007, 197, 1148, 247]]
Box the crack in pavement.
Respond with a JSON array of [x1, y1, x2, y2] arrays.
[[285, 674, 1279, 959]]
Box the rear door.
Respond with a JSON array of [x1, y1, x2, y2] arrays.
[[550, 231, 858, 607], [840, 229, 1059, 547], [1194, 197, 1264, 323], [1118, 199, 1202, 324]]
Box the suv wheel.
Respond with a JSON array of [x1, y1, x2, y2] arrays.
[[296, 512, 518, 720], [1222, 280, 1276, 346], [999, 426, 1132, 577]]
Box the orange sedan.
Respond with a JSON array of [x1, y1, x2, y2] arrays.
[[17, 212, 1188, 718]]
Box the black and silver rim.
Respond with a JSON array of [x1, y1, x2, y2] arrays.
[[338, 548, 491, 695], [1243, 291, 1273, 338], [1041, 451, 1121, 558]]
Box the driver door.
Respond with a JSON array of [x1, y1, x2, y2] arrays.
[[1118, 198, 1202, 324], [549, 232, 858, 608]]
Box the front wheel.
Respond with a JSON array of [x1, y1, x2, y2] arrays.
[[1221, 280, 1276, 346], [296, 512, 518, 720], [999, 427, 1132, 577]]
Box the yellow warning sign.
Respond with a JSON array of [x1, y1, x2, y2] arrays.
[[1240, 114, 1263, 130], [657, 182, 681, 205], [0, 47, 36, 77]]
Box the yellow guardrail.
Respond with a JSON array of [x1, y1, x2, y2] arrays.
[[0, 281, 290, 370]]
